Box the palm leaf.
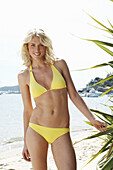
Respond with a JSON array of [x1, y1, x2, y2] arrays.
[[97, 152, 112, 169], [84, 137, 113, 166], [107, 19, 113, 29], [82, 39, 113, 47], [90, 109, 113, 124], [94, 113, 111, 125], [100, 156, 113, 170], [100, 86, 113, 97], [94, 42, 113, 56], [106, 142, 113, 159], [101, 104, 113, 112], [90, 75, 113, 87], [86, 13, 113, 33], [72, 61, 113, 71], [84, 121, 93, 126], [73, 127, 113, 145], [87, 24, 113, 33], [97, 150, 113, 169]]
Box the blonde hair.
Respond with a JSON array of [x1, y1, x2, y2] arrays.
[[21, 28, 56, 67]]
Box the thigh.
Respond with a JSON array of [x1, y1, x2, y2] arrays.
[[26, 126, 48, 170], [51, 132, 77, 170]]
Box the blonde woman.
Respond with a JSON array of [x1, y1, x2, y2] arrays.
[[18, 29, 107, 170]]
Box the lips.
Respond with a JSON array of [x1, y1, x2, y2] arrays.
[[34, 52, 40, 56]]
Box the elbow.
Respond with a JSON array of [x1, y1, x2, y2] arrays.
[[69, 91, 78, 102], [23, 109, 33, 117]]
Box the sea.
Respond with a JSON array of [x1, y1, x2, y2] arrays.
[[0, 93, 112, 153]]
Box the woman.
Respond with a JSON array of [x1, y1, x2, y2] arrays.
[[18, 29, 107, 170]]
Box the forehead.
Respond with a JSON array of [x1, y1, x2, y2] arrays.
[[29, 36, 40, 44]]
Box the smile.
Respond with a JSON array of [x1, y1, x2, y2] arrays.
[[34, 53, 40, 56]]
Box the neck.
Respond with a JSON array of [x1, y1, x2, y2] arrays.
[[32, 58, 47, 68]]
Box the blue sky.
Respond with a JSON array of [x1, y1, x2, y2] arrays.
[[0, 0, 113, 89]]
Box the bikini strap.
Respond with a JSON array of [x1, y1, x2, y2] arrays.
[[30, 65, 32, 71]]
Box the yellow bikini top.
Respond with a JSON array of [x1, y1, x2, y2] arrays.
[[30, 64, 67, 98]]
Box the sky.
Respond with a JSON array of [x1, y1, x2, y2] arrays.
[[0, 0, 113, 89]]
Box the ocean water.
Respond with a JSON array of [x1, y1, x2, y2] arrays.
[[0, 94, 112, 152]]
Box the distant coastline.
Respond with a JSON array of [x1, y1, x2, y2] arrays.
[[0, 85, 20, 95], [0, 74, 113, 97]]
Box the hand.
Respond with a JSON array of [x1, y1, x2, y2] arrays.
[[22, 144, 31, 162], [91, 119, 108, 132]]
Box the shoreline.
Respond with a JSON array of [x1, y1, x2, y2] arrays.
[[0, 131, 104, 170]]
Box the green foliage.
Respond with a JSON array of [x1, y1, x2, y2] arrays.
[[72, 13, 113, 95], [74, 12, 113, 169], [74, 109, 113, 169]]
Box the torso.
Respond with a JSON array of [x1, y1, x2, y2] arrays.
[[25, 60, 70, 128]]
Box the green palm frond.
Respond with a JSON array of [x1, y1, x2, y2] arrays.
[[73, 127, 113, 145], [94, 43, 113, 56], [79, 37, 113, 57], [72, 61, 113, 71], [97, 150, 113, 169], [86, 13, 113, 33], [87, 24, 113, 34], [84, 137, 113, 166], [90, 75, 113, 87], [81, 39, 113, 47], [90, 109, 113, 124], [94, 114, 111, 125], [84, 121, 93, 126], [100, 156, 113, 170], [74, 12, 113, 169], [100, 86, 113, 97], [107, 19, 113, 29], [101, 103, 113, 112]]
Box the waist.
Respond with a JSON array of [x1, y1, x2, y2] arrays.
[[30, 107, 70, 128]]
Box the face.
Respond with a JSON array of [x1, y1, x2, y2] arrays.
[[28, 36, 46, 61]]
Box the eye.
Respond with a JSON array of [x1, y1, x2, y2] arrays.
[[39, 44, 44, 47], [31, 44, 35, 47]]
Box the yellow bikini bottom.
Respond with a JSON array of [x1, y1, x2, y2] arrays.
[[29, 122, 70, 144]]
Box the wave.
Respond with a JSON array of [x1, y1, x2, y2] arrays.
[[3, 137, 23, 145]]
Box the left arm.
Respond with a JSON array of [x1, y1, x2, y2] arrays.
[[60, 60, 107, 132]]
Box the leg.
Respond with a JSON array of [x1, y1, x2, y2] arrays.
[[51, 132, 77, 170], [26, 126, 48, 170]]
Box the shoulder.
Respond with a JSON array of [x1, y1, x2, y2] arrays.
[[18, 68, 29, 85], [55, 59, 69, 72], [54, 59, 68, 70]]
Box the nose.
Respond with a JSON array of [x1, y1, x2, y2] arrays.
[[35, 45, 39, 52]]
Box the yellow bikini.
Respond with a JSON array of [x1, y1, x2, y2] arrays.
[[30, 64, 67, 98], [29, 64, 69, 144], [29, 123, 70, 144]]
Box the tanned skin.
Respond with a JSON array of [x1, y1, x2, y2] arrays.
[[18, 36, 107, 170]]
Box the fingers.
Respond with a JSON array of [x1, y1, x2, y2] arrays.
[[99, 127, 106, 132], [22, 149, 31, 162], [98, 124, 108, 132], [99, 122, 108, 131], [93, 120, 108, 131], [101, 122, 108, 127], [93, 121, 108, 132]]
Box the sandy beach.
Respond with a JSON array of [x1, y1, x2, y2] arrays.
[[0, 131, 104, 170]]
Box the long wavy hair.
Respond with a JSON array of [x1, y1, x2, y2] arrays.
[[21, 28, 56, 67]]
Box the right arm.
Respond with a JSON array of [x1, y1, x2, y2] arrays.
[[18, 70, 33, 161]]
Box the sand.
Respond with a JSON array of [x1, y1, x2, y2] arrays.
[[0, 131, 104, 170]]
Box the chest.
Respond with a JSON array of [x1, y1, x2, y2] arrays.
[[31, 67, 53, 90]]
